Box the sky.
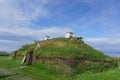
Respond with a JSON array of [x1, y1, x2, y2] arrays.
[[0, 0, 120, 55]]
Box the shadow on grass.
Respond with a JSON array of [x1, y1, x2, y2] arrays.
[[0, 73, 17, 79]]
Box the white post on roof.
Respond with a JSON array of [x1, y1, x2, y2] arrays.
[[66, 32, 73, 38], [32, 40, 37, 44], [44, 36, 50, 40]]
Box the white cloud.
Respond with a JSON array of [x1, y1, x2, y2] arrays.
[[0, 0, 49, 28], [0, 39, 21, 52], [0, 39, 18, 43], [0, 0, 29, 25], [84, 37, 120, 52], [0, 27, 72, 52], [0, 0, 119, 53], [17, 0, 49, 21], [85, 38, 107, 43], [0, 27, 72, 38], [85, 38, 120, 45], [0, 0, 73, 52]]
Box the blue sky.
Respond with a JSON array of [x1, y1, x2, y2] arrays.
[[0, 0, 120, 55]]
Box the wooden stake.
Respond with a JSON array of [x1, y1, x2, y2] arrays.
[[13, 51, 17, 60], [26, 51, 33, 65], [21, 55, 26, 64]]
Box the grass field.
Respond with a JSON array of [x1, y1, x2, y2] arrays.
[[0, 56, 71, 80], [0, 56, 120, 80], [75, 68, 120, 80], [16, 38, 111, 60]]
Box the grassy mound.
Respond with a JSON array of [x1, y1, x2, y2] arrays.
[[17, 37, 109, 59], [13, 37, 118, 75]]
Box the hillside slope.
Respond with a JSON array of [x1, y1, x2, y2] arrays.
[[14, 37, 117, 74], [17, 37, 110, 60]]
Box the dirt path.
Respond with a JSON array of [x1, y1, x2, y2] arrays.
[[0, 68, 16, 80], [0, 56, 31, 80], [0, 67, 30, 80]]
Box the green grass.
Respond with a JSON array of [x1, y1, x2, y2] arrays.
[[16, 37, 111, 60], [0, 56, 120, 80], [0, 56, 71, 80], [7, 37, 119, 79], [75, 59, 120, 80], [75, 68, 120, 80], [9, 37, 118, 78]]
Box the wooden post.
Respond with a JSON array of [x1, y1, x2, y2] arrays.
[[21, 55, 26, 64], [13, 51, 17, 60], [26, 51, 33, 65]]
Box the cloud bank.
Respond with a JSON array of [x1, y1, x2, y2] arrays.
[[0, 0, 120, 55]]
